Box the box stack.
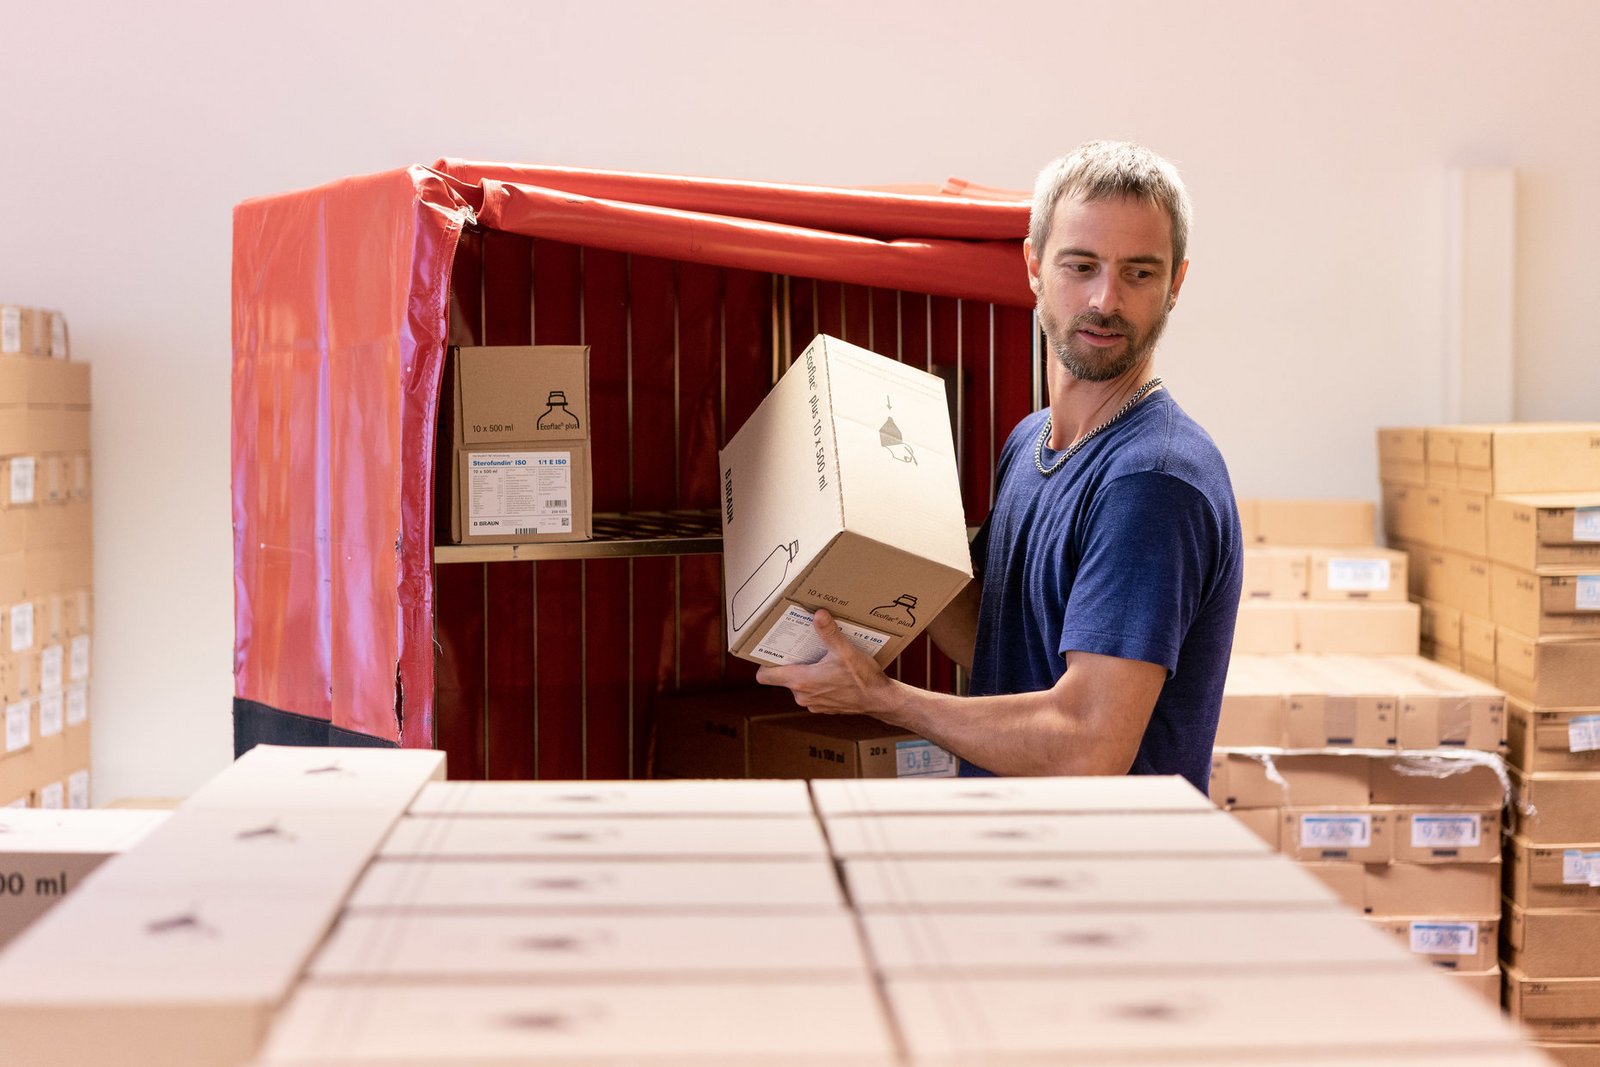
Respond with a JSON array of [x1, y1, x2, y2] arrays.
[[1219, 497, 1509, 1005], [0, 308, 91, 811]]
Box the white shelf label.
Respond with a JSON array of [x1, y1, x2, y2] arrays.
[[66, 684, 87, 727], [750, 605, 889, 666], [9, 455, 34, 505], [896, 739, 958, 778], [1576, 508, 1600, 543], [1562, 849, 1600, 887], [38, 692, 63, 738], [1327, 557, 1391, 592], [1570, 715, 1600, 754], [67, 769, 89, 809], [38, 781, 64, 810], [69, 635, 90, 681], [0, 308, 20, 354], [467, 451, 574, 536], [40, 644, 63, 693], [48, 313, 66, 359], [1300, 814, 1371, 849], [1410, 813, 1480, 848], [1409, 921, 1478, 956], [1577, 576, 1600, 612], [4, 701, 28, 753], [10, 602, 33, 652]]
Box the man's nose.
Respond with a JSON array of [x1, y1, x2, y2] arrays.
[[1086, 272, 1124, 314]]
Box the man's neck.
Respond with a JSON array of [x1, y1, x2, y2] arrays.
[[1044, 360, 1159, 450]]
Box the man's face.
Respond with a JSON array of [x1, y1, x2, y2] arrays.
[[1025, 194, 1188, 383]]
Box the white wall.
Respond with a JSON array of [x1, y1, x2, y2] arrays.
[[2, 0, 1596, 800]]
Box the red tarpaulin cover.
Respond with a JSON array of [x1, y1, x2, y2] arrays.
[[231, 163, 1031, 749]]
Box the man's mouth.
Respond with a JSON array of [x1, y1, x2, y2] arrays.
[[1077, 327, 1124, 346]]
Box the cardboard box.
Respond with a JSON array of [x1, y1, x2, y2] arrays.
[[1537, 1044, 1600, 1067], [407, 777, 816, 818], [1366, 754, 1506, 807], [1504, 898, 1600, 979], [1308, 547, 1408, 601], [0, 355, 86, 404], [1447, 967, 1501, 1008], [1507, 700, 1600, 774], [812, 773, 1214, 818], [1425, 426, 1461, 487], [380, 812, 832, 861], [1451, 422, 1600, 495], [1232, 601, 1299, 654], [1442, 550, 1493, 617], [1490, 493, 1600, 571], [1443, 488, 1491, 557], [649, 685, 804, 778], [1362, 861, 1501, 917], [1383, 484, 1445, 547], [1215, 657, 1288, 746], [1506, 965, 1600, 1043], [1366, 916, 1499, 971], [1297, 601, 1421, 655], [1282, 807, 1392, 863], [747, 713, 958, 779], [1418, 598, 1463, 652], [1375, 655, 1505, 751], [1245, 498, 1376, 546], [0, 809, 168, 946], [1498, 629, 1600, 707], [1230, 805, 1280, 848], [1460, 612, 1496, 665], [1505, 833, 1600, 910], [1390, 808, 1500, 863], [447, 345, 592, 544], [1284, 657, 1396, 748], [1377, 426, 1428, 487], [1416, 546, 1451, 602], [719, 335, 970, 668], [1209, 753, 1370, 809], [1242, 546, 1309, 600], [1511, 770, 1600, 844], [1492, 563, 1600, 637], [347, 858, 848, 913], [824, 810, 1270, 860], [843, 854, 1345, 912]]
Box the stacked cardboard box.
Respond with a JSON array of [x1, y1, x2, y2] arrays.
[[1381, 422, 1600, 1056], [0, 326, 92, 811]]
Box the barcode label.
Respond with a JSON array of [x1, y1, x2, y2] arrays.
[[9, 456, 34, 505], [1411, 814, 1481, 848], [1577, 576, 1600, 612], [1576, 508, 1600, 543], [896, 739, 959, 778], [1300, 814, 1371, 849], [1327, 558, 1391, 592], [1409, 922, 1477, 956], [548, 499, 567, 508], [1563, 849, 1600, 886], [1570, 715, 1600, 753]]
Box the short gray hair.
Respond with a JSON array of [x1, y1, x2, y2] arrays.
[[1029, 141, 1192, 278]]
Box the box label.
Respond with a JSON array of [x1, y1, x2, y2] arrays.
[[38, 692, 63, 738], [750, 605, 889, 665], [0, 308, 19, 354], [49, 313, 66, 359], [467, 451, 573, 536], [1577, 576, 1600, 612], [1300, 814, 1371, 849], [69, 635, 90, 681], [4, 701, 27, 752], [1570, 715, 1600, 754], [895, 739, 959, 778], [67, 769, 88, 808], [10, 602, 32, 652], [38, 781, 63, 809], [65, 685, 87, 727], [1410, 813, 1480, 848], [1562, 849, 1600, 887], [1576, 508, 1600, 543], [9, 456, 34, 505], [1326, 557, 1390, 592], [1409, 921, 1478, 956]]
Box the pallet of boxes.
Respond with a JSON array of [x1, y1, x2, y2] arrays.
[[1381, 422, 1600, 1064], [0, 305, 92, 810], [1215, 497, 1510, 1008]]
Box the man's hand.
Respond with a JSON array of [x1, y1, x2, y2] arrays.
[[755, 609, 902, 718]]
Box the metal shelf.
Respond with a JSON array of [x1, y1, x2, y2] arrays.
[[433, 510, 723, 563]]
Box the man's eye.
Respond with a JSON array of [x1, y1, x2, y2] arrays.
[[1129, 270, 1155, 281], [1066, 263, 1094, 274]]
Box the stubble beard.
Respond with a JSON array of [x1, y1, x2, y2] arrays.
[[1040, 302, 1171, 383]]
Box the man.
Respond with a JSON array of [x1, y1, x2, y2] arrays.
[[755, 141, 1242, 793]]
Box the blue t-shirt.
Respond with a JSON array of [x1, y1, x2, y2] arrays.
[[963, 390, 1242, 793]]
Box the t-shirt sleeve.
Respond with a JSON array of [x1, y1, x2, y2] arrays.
[[1058, 470, 1222, 674]]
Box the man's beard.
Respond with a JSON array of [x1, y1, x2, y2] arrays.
[[1039, 302, 1170, 383]]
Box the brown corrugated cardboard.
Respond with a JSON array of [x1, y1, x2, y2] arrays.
[[812, 774, 1213, 818], [1508, 700, 1600, 774], [1377, 426, 1428, 487], [1461, 612, 1496, 664], [649, 685, 803, 778], [1390, 808, 1500, 863], [843, 855, 1344, 911], [1384, 484, 1446, 547], [1537, 1043, 1600, 1067], [1498, 629, 1600, 707], [1490, 493, 1600, 572], [407, 777, 816, 818], [1443, 487, 1491, 557], [747, 713, 957, 779], [1451, 423, 1600, 495], [1241, 546, 1310, 600], [0, 809, 168, 946], [1510, 769, 1600, 843], [1215, 657, 1287, 746], [0, 355, 87, 404], [347, 858, 848, 913], [1448, 967, 1502, 1007], [1375, 654, 1505, 751], [1492, 563, 1600, 637], [1506, 965, 1600, 1043], [1366, 916, 1499, 971], [1425, 426, 1462, 487], [1418, 598, 1463, 652], [1231, 601, 1299, 653], [1417, 545, 1451, 603], [1363, 861, 1501, 917], [719, 334, 970, 668], [1504, 898, 1600, 979], [1366, 754, 1505, 807], [1505, 833, 1600, 910], [1442, 550, 1493, 617], [1237, 496, 1260, 545], [1246, 498, 1376, 546], [1209, 753, 1370, 809], [1296, 601, 1420, 654], [447, 345, 592, 544], [1281, 807, 1392, 862], [1308, 546, 1408, 601], [1229, 805, 1280, 848], [825, 810, 1270, 860], [381, 812, 831, 861], [1284, 656, 1396, 748]]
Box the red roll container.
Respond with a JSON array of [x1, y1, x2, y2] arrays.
[[231, 160, 1034, 777]]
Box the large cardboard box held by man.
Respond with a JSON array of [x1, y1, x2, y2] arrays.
[[719, 334, 971, 668], [447, 345, 592, 545]]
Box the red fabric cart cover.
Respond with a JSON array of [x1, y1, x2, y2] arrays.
[[232, 163, 1030, 747]]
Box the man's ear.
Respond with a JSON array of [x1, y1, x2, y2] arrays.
[[1168, 258, 1190, 307], [1024, 237, 1042, 296]]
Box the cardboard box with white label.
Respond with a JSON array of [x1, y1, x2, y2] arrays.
[[447, 345, 592, 545], [719, 334, 971, 667]]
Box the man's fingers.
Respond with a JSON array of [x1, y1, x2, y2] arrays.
[[812, 609, 853, 654]]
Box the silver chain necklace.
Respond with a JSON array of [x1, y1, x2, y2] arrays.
[[1034, 377, 1163, 476]]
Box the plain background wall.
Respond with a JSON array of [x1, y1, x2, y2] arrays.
[[1, 0, 1596, 801]]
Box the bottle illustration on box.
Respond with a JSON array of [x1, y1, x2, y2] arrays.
[[870, 593, 918, 629], [536, 390, 581, 432], [879, 395, 917, 465], [732, 540, 799, 632]]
